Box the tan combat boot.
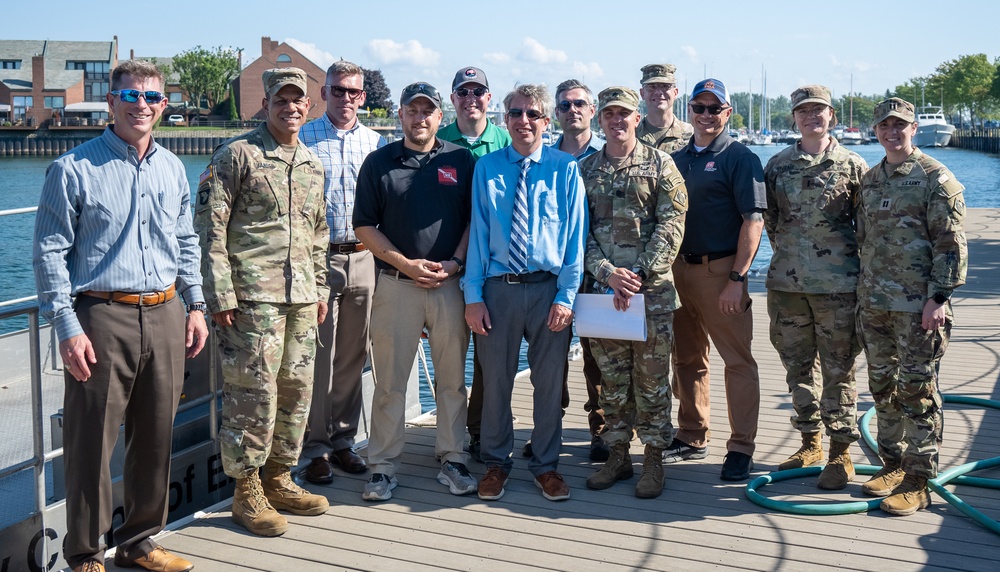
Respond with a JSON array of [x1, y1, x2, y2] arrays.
[[778, 432, 823, 471], [635, 444, 665, 499], [861, 460, 904, 497], [586, 442, 633, 490], [261, 459, 330, 516], [232, 471, 289, 536], [880, 473, 931, 516], [817, 440, 855, 490]]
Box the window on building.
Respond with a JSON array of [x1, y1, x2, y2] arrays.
[[169, 92, 183, 103], [1, 60, 21, 69], [276, 54, 292, 62], [44, 96, 65, 109], [12, 96, 33, 124]]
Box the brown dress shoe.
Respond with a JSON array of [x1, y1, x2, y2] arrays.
[[303, 456, 335, 484], [114, 546, 193, 572], [332, 447, 368, 474], [534, 470, 571, 501], [73, 559, 105, 572]]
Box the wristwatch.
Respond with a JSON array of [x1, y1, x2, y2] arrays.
[[187, 302, 208, 313], [450, 256, 465, 273], [729, 271, 746, 283], [932, 292, 950, 304]]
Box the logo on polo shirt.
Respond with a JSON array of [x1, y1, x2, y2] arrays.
[[438, 167, 459, 185], [704, 161, 717, 172]]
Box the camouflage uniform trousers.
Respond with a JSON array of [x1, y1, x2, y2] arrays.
[[589, 311, 674, 448], [767, 290, 861, 443], [215, 301, 318, 478], [858, 304, 950, 478]]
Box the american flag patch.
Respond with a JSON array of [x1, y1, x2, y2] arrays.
[[199, 167, 213, 185]]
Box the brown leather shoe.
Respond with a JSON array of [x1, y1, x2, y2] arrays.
[[114, 546, 193, 572], [332, 447, 368, 474], [478, 466, 509, 500], [73, 559, 105, 572], [534, 470, 571, 501], [303, 456, 335, 484]]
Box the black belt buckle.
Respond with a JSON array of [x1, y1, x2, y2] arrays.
[[334, 242, 359, 254]]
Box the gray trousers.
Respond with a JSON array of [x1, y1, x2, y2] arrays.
[[62, 295, 186, 568], [303, 249, 374, 458], [478, 274, 570, 477]]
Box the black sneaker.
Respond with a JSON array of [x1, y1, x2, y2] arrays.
[[662, 438, 708, 464], [720, 451, 754, 481], [522, 440, 533, 458], [467, 435, 482, 463]]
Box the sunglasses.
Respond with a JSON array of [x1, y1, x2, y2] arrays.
[[111, 89, 165, 104], [689, 103, 730, 116], [455, 86, 488, 98], [327, 85, 364, 100], [507, 108, 546, 121], [402, 83, 441, 103], [557, 99, 590, 113]]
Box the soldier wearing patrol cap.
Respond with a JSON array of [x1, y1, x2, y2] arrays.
[[855, 97, 967, 516], [195, 67, 332, 536], [579, 87, 687, 498], [763, 85, 868, 490], [638, 64, 694, 153]]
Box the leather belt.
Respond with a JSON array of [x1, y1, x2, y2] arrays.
[[81, 284, 176, 306], [332, 242, 367, 254], [491, 271, 553, 284], [380, 269, 412, 281], [681, 251, 737, 264]]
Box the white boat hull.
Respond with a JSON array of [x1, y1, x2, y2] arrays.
[[914, 124, 955, 147]]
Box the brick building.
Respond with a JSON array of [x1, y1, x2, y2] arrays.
[[235, 36, 326, 121]]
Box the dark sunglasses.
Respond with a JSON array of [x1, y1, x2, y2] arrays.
[[111, 89, 165, 104], [507, 108, 545, 121], [328, 85, 364, 99], [402, 83, 441, 102], [557, 99, 590, 112], [689, 103, 730, 116], [455, 86, 488, 98]]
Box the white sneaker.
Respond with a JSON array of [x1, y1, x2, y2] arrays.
[[437, 461, 477, 495], [362, 473, 397, 501]]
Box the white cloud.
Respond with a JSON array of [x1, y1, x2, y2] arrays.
[[681, 45, 699, 61], [483, 52, 511, 64], [571, 61, 604, 81], [364, 39, 441, 67], [518, 38, 568, 65], [284, 38, 337, 70]]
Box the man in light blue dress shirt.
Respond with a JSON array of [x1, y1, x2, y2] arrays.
[[463, 84, 587, 502], [34, 59, 206, 572]]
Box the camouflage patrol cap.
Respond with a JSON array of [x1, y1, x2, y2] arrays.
[[597, 86, 640, 113], [640, 64, 677, 85], [263, 68, 308, 97], [872, 97, 915, 126], [790, 85, 832, 110]]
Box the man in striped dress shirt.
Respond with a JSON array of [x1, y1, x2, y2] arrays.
[[299, 60, 386, 483], [34, 59, 206, 572]]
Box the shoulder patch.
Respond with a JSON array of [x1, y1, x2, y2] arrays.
[[199, 166, 213, 185]]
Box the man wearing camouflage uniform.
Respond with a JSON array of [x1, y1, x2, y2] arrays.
[[856, 97, 967, 516], [196, 68, 331, 536], [637, 64, 693, 153], [763, 85, 868, 490], [580, 87, 687, 499]]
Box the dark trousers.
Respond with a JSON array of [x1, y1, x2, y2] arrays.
[[62, 296, 185, 568]]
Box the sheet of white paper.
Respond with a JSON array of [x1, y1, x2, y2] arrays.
[[573, 293, 646, 341]]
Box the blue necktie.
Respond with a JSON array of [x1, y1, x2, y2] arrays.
[[509, 158, 530, 274]]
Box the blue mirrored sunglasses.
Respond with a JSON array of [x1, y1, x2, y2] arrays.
[[111, 89, 165, 104]]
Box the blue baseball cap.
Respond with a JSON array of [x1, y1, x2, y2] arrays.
[[691, 78, 729, 106]]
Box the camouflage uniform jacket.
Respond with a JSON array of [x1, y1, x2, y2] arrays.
[[580, 143, 688, 314], [763, 137, 868, 293], [856, 148, 967, 313], [637, 116, 694, 154], [196, 124, 330, 313]]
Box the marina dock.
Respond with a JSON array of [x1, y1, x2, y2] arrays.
[[98, 209, 1000, 570]]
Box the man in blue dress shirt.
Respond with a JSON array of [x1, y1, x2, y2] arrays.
[[463, 83, 587, 502]]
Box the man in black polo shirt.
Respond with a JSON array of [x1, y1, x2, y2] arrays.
[[353, 82, 477, 501], [665, 78, 766, 481]]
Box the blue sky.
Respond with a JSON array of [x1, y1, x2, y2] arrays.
[[11, 0, 999, 106]]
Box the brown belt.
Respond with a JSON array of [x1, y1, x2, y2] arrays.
[[81, 284, 176, 306], [333, 242, 368, 254]]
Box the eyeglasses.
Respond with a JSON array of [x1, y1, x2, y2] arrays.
[[110, 90, 165, 104], [557, 99, 590, 113], [644, 83, 675, 93], [794, 105, 828, 116], [689, 103, 730, 116], [454, 86, 488, 98], [401, 83, 441, 104], [327, 85, 364, 100], [507, 108, 546, 121]]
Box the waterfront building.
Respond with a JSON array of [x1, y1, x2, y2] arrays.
[[233, 36, 326, 121]]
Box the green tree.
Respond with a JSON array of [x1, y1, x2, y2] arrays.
[[172, 46, 241, 111], [361, 68, 392, 111], [938, 54, 997, 124], [227, 90, 239, 121]]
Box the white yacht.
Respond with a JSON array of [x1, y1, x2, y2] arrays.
[[914, 106, 956, 147]]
